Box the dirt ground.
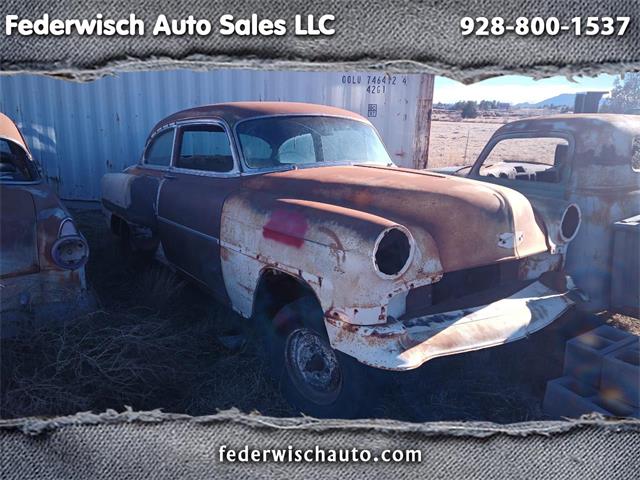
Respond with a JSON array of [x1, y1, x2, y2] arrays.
[[427, 120, 502, 168], [1, 208, 637, 422]]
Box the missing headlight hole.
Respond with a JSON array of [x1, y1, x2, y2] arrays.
[[375, 228, 411, 276], [561, 204, 581, 241]]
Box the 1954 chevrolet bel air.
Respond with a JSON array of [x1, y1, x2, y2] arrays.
[[101, 102, 584, 416]]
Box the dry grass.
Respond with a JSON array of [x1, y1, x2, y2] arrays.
[[427, 119, 570, 170], [427, 120, 502, 168], [4, 208, 634, 422], [0, 208, 294, 419], [372, 342, 551, 422]]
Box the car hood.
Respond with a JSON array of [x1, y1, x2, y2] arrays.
[[240, 165, 549, 272], [0, 185, 39, 277]]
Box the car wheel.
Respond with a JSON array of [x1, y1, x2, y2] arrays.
[[260, 296, 377, 418]]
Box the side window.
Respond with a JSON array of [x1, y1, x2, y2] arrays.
[[277, 134, 315, 164], [478, 137, 569, 183], [632, 137, 640, 172], [145, 129, 174, 167], [177, 125, 234, 173]]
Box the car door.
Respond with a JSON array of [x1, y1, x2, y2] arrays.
[[157, 121, 241, 303], [127, 126, 176, 229]]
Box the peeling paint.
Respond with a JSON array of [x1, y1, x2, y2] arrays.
[[325, 280, 575, 370], [101, 103, 582, 372]]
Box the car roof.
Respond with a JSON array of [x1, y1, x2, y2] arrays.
[[0, 112, 29, 153], [494, 113, 640, 141], [150, 102, 369, 133], [490, 114, 640, 188]]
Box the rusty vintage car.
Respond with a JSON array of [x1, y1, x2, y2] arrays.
[[101, 102, 583, 416], [431, 114, 640, 315], [0, 113, 90, 334]]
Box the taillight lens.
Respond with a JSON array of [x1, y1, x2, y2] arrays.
[[52, 220, 89, 270]]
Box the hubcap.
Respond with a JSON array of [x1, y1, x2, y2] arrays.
[[284, 328, 342, 405]]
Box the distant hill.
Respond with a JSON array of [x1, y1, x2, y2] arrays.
[[516, 93, 576, 108]]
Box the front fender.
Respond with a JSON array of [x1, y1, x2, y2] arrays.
[[219, 192, 443, 325], [528, 195, 582, 254]]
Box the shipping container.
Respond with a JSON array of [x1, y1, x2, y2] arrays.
[[0, 70, 433, 200]]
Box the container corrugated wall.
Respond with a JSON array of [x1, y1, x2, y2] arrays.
[[0, 69, 433, 200]]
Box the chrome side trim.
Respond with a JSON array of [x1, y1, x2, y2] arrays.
[[157, 215, 220, 244]]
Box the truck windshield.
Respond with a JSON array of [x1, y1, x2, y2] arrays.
[[0, 139, 38, 182], [237, 116, 393, 169]]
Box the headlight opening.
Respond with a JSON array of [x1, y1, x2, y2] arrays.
[[374, 227, 413, 278]]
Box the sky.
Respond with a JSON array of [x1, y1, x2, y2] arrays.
[[433, 73, 621, 105]]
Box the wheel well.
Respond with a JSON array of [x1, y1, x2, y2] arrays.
[[252, 269, 321, 320]]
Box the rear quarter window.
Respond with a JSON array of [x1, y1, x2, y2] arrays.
[[144, 129, 174, 167]]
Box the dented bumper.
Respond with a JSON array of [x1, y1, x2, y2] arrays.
[[325, 280, 575, 371]]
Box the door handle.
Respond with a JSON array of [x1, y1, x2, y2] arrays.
[[163, 173, 177, 180]]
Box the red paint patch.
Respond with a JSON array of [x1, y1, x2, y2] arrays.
[[263, 209, 308, 248]]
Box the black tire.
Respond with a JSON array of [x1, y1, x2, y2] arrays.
[[258, 296, 377, 418]]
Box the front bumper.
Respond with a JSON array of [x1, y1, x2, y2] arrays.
[[324, 280, 575, 371]]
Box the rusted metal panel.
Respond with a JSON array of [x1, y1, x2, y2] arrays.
[[238, 165, 550, 274], [152, 102, 368, 131], [325, 280, 575, 371], [219, 191, 443, 325], [0, 269, 86, 313], [0, 70, 434, 200], [103, 104, 578, 372], [437, 114, 640, 312], [218, 161, 555, 326], [0, 115, 89, 327], [0, 186, 38, 277], [490, 114, 640, 189]]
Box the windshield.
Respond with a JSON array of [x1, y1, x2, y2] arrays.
[[237, 116, 393, 169]]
